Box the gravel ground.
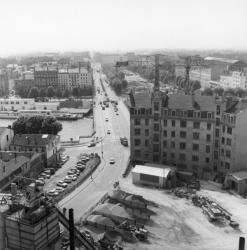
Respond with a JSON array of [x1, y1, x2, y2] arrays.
[[119, 177, 245, 250]]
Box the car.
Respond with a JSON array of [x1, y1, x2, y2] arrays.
[[77, 162, 86, 167], [56, 187, 65, 193], [47, 189, 59, 197], [105, 118, 109, 122], [64, 176, 72, 183], [72, 175, 77, 181], [107, 130, 111, 134], [76, 165, 86, 171], [116, 113, 119, 116], [35, 180, 44, 186], [57, 181, 68, 188], [45, 174, 51, 179], [38, 177, 45, 183], [67, 170, 75, 175], [109, 158, 115, 164], [88, 142, 96, 147]]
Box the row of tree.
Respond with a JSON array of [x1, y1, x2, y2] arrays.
[[12, 115, 62, 135], [16, 85, 93, 99], [202, 87, 247, 97], [175, 76, 201, 93]]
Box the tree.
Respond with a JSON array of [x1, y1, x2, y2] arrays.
[[12, 115, 62, 135], [202, 87, 213, 96], [12, 116, 28, 134], [192, 80, 201, 91], [39, 88, 47, 97], [28, 87, 39, 98], [56, 88, 62, 98], [234, 88, 246, 98], [224, 88, 235, 96], [214, 87, 224, 96], [63, 88, 71, 98], [47, 86, 55, 98], [121, 79, 128, 89], [72, 87, 80, 97]]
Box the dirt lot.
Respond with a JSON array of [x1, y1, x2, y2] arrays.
[[120, 177, 247, 250]]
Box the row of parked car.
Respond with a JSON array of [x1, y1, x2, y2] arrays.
[[47, 154, 91, 197]]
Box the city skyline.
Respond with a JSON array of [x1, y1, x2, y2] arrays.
[[0, 0, 247, 57]]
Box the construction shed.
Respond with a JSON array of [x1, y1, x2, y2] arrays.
[[224, 171, 247, 195], [131, 164, 176, 188]]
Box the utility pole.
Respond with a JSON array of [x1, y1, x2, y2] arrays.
[[69, 208, 75, 250]]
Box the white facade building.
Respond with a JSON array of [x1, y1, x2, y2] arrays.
[[219, 71, 247, 89], [0, 98, 35, 111]]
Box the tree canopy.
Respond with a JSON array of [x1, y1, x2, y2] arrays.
[[202, 87, 214, 96], [28, 87, 39, 98], [47, 86, 56, 98], [12, 115, 62, 135]]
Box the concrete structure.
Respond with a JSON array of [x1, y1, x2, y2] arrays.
[[35, 102, 59, 111], [10, 134, 61, 167], [58, 67, 92, 91], [0, 70, 9, 95], [0, 127, 14, 151], [224, 171, 247, 195], [132, 164, 176, 188], [219, 71, 247, 89], [0, 97, 35, 111], [129, 75, 247, 180]]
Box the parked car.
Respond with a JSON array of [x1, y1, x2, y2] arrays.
[[105, 118, 109, 122], [47, 189, 59, 197], [64, 176, 72, 183], [57, 181, 68, 188], [88, 142, 96, 147], [109, 158, 115, 164], [35, 180, 44, 186], [107, 130, 111, 134], [38, 177, 45, 183], [77, 162, 86, 167], [72, 175, 77, 181], [76, 165, 86, 171], [55, 187, 65, 193]]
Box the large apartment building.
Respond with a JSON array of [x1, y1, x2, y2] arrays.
[[129, 81, 247, 180], [34, 69, 58, 89]]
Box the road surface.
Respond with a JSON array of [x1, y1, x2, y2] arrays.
[[58, 63, 130, 220]]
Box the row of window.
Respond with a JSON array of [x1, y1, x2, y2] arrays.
[[0, 101, 28, 105]]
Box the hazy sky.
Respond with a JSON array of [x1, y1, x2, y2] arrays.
[[0, 0, 247, 56]]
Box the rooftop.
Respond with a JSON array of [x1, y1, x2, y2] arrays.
[[228, 171, 247, 181], [132, 165, 173, 178], [12, 134, 57, 146], [204, 56, 238, 64]]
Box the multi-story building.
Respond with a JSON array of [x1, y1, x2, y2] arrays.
[[129, 79, 247, 180], [10, 134, 61, 166], [219, 71, 247, 89], [58, 67, 92, 91], [34, 69, 58, 89]]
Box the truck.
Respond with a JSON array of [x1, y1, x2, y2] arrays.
[[120, 137, 128, 146]]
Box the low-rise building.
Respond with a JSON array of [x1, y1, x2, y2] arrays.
[[0, 151, 43, 191], [0, 127, 14, 150], [0, 97, 35, 111], [10, 134, 61, 167]]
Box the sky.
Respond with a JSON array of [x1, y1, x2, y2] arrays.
[[0, 0, 247, 56]]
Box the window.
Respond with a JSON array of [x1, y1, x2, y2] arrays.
[[163, 152, 167, 157], [6, 135, 9, 141], [154, 102, 159, 111], [171, 153, 175, 159], [153, 134, 159, 142], [216, 118, 220, 126], [24, 101, 28, 104], [221, 149, 224, 155], [172, 111, 176, 116], [154, 113, 159, 120], [193, 122, 200, 129], [221, 137, 225, 144], [154, 123, 159, 131], [163, 120, 167, 126], [206, 134, 211, 142], [171, 131, 175, 137], [172, 120, 176, 127], [3, 165, 5, 173], [145, 119, 149, 126], [222, 126, 225, 133], [205, 157, 210, 163], [134, 139, 141, 146], [192, 155, 199, 161], [227, 127, 232, 135], [134, 150, 141, 157], [226, 138, 231, 146], [225, 162, 230, 169], [216, 105, 221, 115], [215, 128, 220, 137], [163, 130, 167, 137], [134, 129, 141, 135], [214, 151, 218, 159], [153, 144, 159, 152], [226, 150, 231, 158], [180, 131, 186, 138], [135, 119, 141, 125], [193, 144, 199, 151], [145, 129, 149, 136], [180, 120, 186, 128], [193, 132, 200, 140], [179, 153, 186, 161], [171, 141, 175, 148], [206, 145, 210, 153], [163, 141, 167, 148], [207, 123, 211, 130], [145, 140, 149, 147], [180, 142, 186, 149]]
